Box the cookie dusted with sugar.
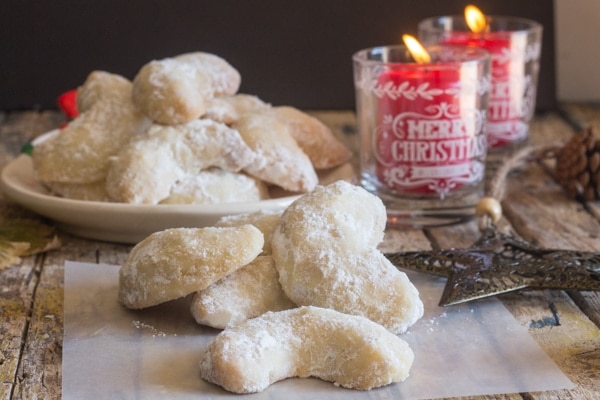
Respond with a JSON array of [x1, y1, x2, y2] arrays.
[[271, 180, 424, 334], [105, 119, 257, 204], [32, 78, 151, 185], [132, 52, 241, 125], [266, 106, 352, 169], [132, 58, 212, 125], [233, 112, 318, 192], [215, 209, 282, 255], [204, 93, 271, 125], [118, 225, 264, 309], [199, 306, 414, 393], [174, 52, 241, 97], [160, 168, 269, 205], [191, 255, 295, 329], [76, 70, 132, 113]]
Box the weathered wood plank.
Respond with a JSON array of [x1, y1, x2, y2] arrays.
[[10, 233, 132, 400], [0, 256, 39, 400], [0, 110, 66, 400], [501, 290, 600, 399], [11, 255, 63, 400], [560, 102, 600, 134]]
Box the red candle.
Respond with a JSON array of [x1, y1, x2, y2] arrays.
[[419, 15, 543, 151], [373, 57, 487, 196], [443, 32, 527, 149]]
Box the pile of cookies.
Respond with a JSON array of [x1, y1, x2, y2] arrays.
[[118, 181, 424, 393], [31, 52, 351, 204]]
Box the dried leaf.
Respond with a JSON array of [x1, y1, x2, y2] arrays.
[[0, 219, 61, 270], [0, 240, 30, 270]]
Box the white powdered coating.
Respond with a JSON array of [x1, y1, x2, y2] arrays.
[[174, 52, 241, 97], [105, 136, 184, 204], [199, 306, 414, 393], [271, 181, 424, 334], [233, 113, 318, 192], [77, 70, 132, 112], [203, 97, 239, 125], [32, 86, 151, 184], [266, 106, 352, 169], [132, 58, 212, 124], [191, 255, 295, 329], [171, 119, 257, 171], [160, 168, 269, 205], [203, 94, 271, 125], [118, 225, 264, 309], [224, 93, 270, 114], [215, 209, 283, 255], [105, 119, 257, 204]]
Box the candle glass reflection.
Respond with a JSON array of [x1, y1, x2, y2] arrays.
[[419, 16, 542, 151], [352, 45, 490, 228]]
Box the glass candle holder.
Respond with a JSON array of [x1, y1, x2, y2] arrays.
[[353, 45, 490, 228], [419, 15, 542, 151]]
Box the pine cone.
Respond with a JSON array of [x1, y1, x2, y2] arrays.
[[555, 127, 600, 201]]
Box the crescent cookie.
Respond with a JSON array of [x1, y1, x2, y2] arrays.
[[76, 70, 133, 113], [267, 106, 352, 169], [215, 209, 283, 255], [199, 306, 414, 393], [173, 52, 241, 97], [132, 58, 213, 125], [105, 119, 257, 204], [191, 255, 295, 329], [118, 225, 264, 309], [32, 86, 151, 185], [204, 94, 271, 125], [271, 181, 424, 334], [160, 168, 269, 205], [233, 113, 318, 192]]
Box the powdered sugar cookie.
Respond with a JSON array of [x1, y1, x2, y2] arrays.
[[199, 306, 414, 393], [204, 94, 270, 125], [267, 106, 352, 169], [216, 209, 282, 255], [132, 58, 212, 125], [191, 255, 295, 329], [233, 113, 318, 192], [77, 70, 132, 113], [174, 52, 241, 97], [271, 181, 424, 334], [119, 225, 264, 309], [106, 119, 256, 204], [32, 90, 151, 185], [160, 168, 269, 205]]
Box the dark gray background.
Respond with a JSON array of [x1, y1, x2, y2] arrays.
[[1, 0, 555, 111]]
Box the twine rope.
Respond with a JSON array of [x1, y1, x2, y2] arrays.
[[478, 143, 560, 231]]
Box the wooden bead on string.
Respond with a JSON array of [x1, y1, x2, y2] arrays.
[[476, 196, 502, 229]]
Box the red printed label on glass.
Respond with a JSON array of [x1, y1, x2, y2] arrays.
[[372, 69, 487, 197]]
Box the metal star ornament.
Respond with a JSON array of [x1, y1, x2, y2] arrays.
[[385, 227, 600, 306]]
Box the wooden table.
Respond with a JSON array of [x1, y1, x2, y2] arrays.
[[1, 107, 599, 399]]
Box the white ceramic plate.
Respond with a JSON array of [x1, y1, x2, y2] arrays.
[[0, 132, 355, 244]]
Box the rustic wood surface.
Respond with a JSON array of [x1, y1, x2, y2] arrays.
[[1, 107, 599, 399]]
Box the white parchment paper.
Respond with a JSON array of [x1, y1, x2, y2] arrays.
[[62, 261, 574, 399]]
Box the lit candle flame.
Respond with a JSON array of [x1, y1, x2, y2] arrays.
[[465, 4, 488, 33], [402, 34, 431, 64]]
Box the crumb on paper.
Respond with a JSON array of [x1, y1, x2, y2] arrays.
[[131, 320, 169, 337]]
